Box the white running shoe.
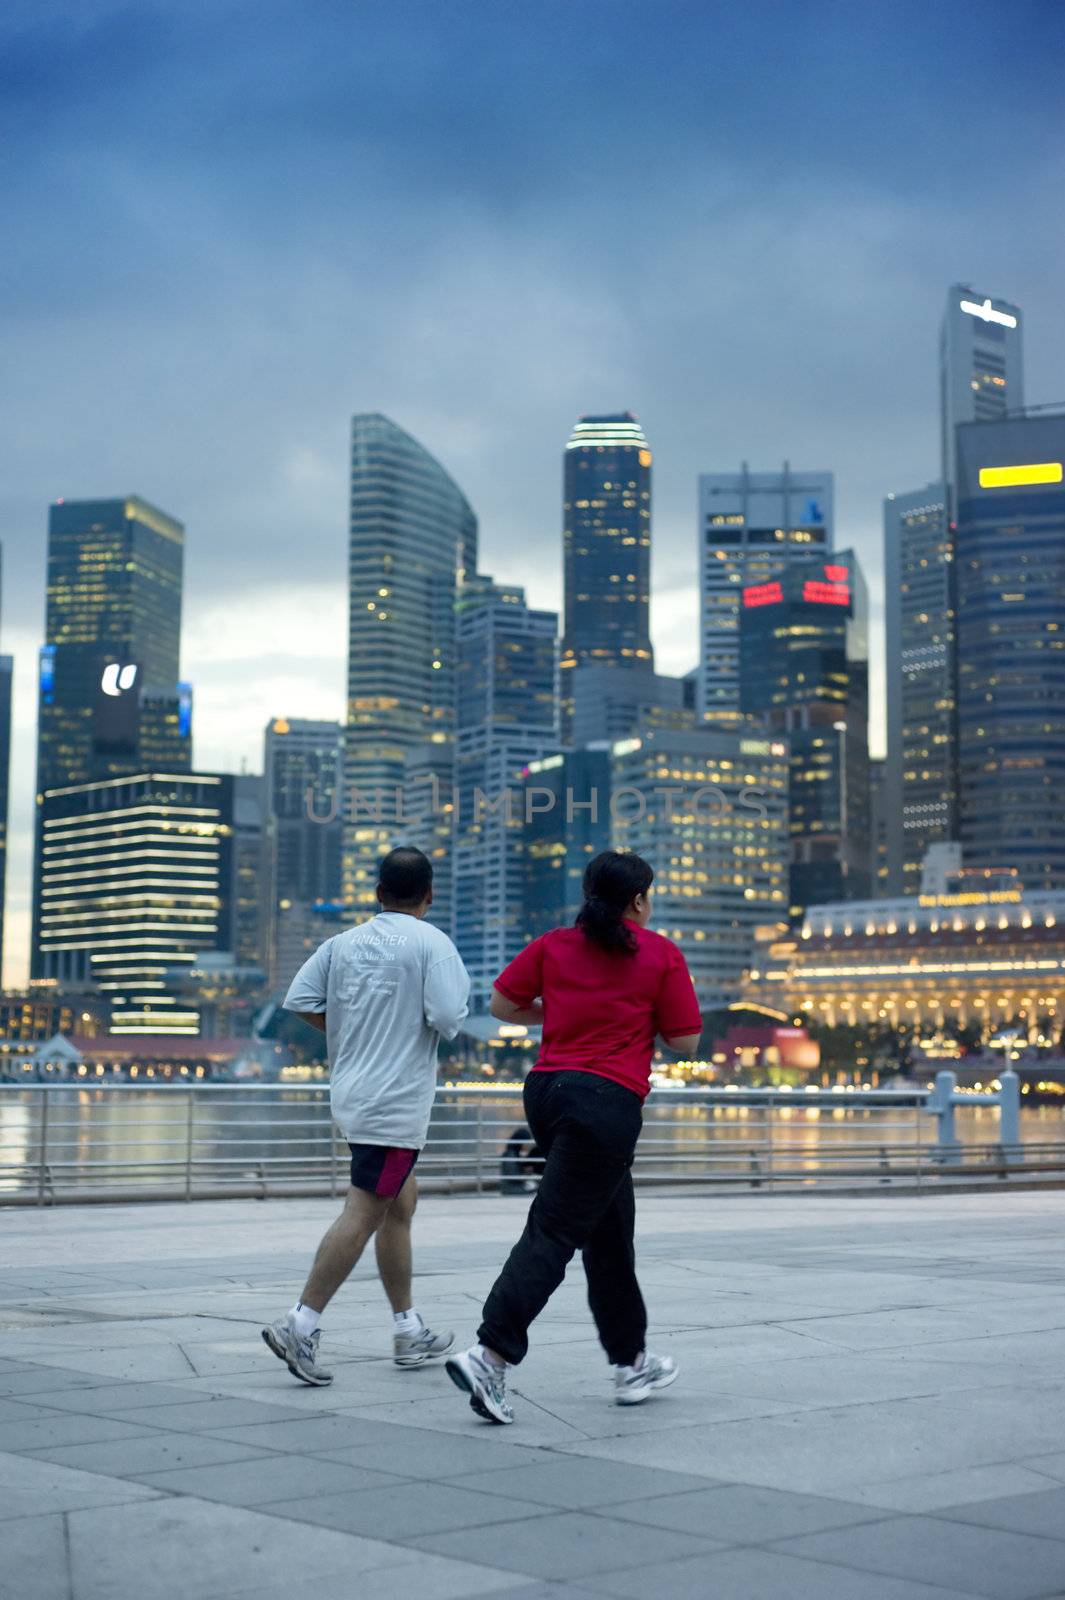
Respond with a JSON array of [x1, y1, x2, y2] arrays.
[[445, 1345, 514, 1424], [261, 1314, 334, 1386], [394, 1323, 455, 1368], [614, 1350, 678, 1406]]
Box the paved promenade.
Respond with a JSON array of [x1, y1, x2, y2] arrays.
[[4, 1191, 1065, 1600]]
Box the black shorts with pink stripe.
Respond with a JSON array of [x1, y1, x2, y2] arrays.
[[348, 1143, 418, 1198]]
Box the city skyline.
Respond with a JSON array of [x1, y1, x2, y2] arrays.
[[3, 0, 1063, 983]]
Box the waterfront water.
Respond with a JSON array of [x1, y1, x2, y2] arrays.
[[2, 1084, 1064, 1196]]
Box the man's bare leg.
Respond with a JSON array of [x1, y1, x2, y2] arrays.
[[299, 1184, 392, 1312], [375, 1174, 415, 1313]]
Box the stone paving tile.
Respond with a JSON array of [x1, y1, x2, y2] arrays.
[[846, 1461, 1065, 1512], [0, 1368, 92, 1399], [27, 1433, 275, 1478], [580, 1544, 982, 1600], [25, 1380, 216, 1414], [500, 1588, 613, 1600], [113, 1395, 321, 1432], [318, 1427, 545, 1479], [62, 1494, 478, 1600], [219, 1554, 530, 1600], [0, 1449, 163, 1519], [0, 1411, 156, 1454], [0, 1510, 73, 1600], [333, 1391, 594, 1448], [205, 1411, 536, 1474], [778, 1513, 1065, 1599], [410, 1509, 724, 1580], [1020, 1451, 1065, 1485], [451, 1455, 713, 1509], [136, 1452, 408, 1505], [551, 1386, 1065, 1495], [274, 1479, 554, 1540], [0, 1397, 69, 1424], [600, 1482, 889, 1542], [7, 1343, 205, 1382], [939, 1485, 1065, 1541]]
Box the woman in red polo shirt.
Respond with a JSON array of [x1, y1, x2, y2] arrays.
[[446, 850, 702, 1425]]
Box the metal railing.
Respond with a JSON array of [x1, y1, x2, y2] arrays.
[[2, 1073, 1061, 1205]]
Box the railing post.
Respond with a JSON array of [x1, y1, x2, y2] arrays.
[[998, 1068, 1020, 1162], [184, 1090, 195, 1200], [765, 1102, 774, 1191], [37, 1089, 49, 1206], [932, 1070, 961, 1165], [475, 1099, 484, 1193]]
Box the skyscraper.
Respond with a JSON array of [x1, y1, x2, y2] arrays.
[[262, 718, 343, 981], [36, 497, 187, 793], [740, 550, 871, 913], [344, 414, 477, 915], [955, 412, 1065, 889], [698, 464, 834, 725], [868, 757, 890, 899], [560, 413, 653, 734], [452, 578, 558, 1007], [36, 772, 235, 1035], [883, 485, 952, 893], [569, 665, 694, 746], [522, 745, 612, 940], [32, 497, 191, 977], [882, 287, 1025, 899], [610, 728, 790, 1008], [940, 286, 1024, 497]]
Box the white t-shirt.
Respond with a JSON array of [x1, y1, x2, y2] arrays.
[[283, 913, 470, 1150]]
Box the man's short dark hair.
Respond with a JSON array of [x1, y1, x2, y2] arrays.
[[377, 846, 433, 909]]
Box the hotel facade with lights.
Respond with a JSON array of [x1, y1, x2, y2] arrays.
[[743, 869, 1065, 1037]]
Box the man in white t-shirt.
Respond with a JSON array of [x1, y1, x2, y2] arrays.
[[262, 847, 470, 1386]]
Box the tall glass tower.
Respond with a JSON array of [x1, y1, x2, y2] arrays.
[[452, 577, 558, 1007], [955, 411, 1065, 889], [883, 484, 952, 893], [32, 497, 190, 978], [344, 415, 478, 915], [698, 464, 834, 725], [740, 549, 871, 913], [36, 497, 186, 793], [940, 285, 1024, 499], [560, 413, 652, 734]]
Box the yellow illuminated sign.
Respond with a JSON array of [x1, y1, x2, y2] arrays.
[[978, 463, 1063, 489], [917, 891, 1021, 907], [638, 450, 652, 467]]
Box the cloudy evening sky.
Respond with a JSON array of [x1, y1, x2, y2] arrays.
[[2, 0, 1064, 981]]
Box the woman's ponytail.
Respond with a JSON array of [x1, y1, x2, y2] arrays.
[[575, 851, 654, 954]]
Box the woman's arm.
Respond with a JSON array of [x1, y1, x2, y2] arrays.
[[659, 1031, 701, 1055], [490, 985, 544, 1029]]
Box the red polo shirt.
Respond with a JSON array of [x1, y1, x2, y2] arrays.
[[494, 924, 702, 1100]]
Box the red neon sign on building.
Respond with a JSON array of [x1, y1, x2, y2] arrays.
[[742, 581, 784, 608], [802, 562, 850, 607]]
